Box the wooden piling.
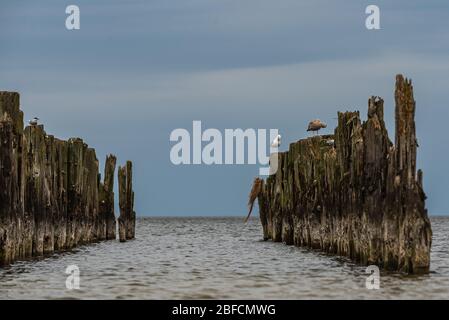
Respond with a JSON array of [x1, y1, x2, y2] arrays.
[[252, 75, 432, 274], [0, 91, 134, 265]]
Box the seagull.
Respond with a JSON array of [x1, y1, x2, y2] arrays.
[[28, 117, 39, 126], [271, 134, 281, 148], [307, 119, 327, 135]]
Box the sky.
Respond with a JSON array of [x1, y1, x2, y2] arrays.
[[1, 0, 448, 216]]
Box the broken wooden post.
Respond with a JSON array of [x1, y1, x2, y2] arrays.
[[0, 92, 27, 265], [252, 74, 432, 274], [118, 161, 135, 242], [0, 91, 135, 266], [99, 154, 117, 240]]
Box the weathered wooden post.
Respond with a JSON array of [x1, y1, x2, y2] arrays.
[[0, 92, 27, 265], [251, 74, 432, 274], [1, 91, 135, 266], [118, 161, 135, 242], [99, 154, 117, 240]]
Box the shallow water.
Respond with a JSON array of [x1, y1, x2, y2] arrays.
[[0, 216, 448, 299]]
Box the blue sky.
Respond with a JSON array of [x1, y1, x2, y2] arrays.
[[1, 0, 448, 215]]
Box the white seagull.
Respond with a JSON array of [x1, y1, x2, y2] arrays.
[[29, 117, 39, 126], [271, 134, 281, 148]]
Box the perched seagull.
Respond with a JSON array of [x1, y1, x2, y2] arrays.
[[271, 134, 281, 148], [307, 119, 327, 135], [28, 117, 39, 126]]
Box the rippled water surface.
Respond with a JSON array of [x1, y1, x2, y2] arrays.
[[0, 216, 448, 299]]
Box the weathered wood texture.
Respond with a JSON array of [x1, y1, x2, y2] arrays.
[[0, 92, 132, 265], [118, 161, 135, 242], [99, 155, 117, 240], [256, 75, 432, 274]]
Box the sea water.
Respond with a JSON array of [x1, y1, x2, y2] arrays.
[[0, 216, 448, 299]]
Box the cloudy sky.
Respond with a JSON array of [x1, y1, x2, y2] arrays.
[[1, 0, 448, 215]]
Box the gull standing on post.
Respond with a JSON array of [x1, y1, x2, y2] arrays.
[[271, 134, 281, 148], [307, 119, 327, 135], [28, 117, 39, 126]]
